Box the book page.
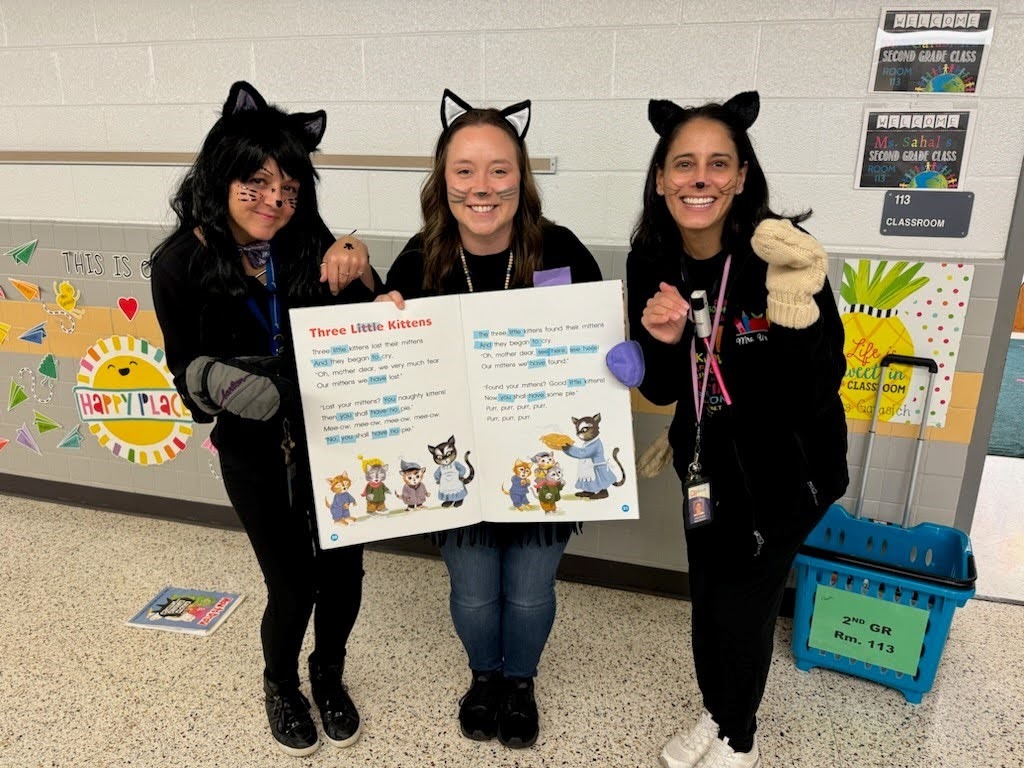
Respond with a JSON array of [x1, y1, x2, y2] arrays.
[[291, 297, 479, 548], [458, 280, 640, 524]]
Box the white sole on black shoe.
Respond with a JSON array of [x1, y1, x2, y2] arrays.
[[272, 737, 321, 758], [323, 719, 362, 748]]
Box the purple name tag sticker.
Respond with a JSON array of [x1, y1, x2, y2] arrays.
[[533, 267, 571, 287]]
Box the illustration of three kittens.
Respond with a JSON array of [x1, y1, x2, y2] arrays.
[[324, 414, 626, 524]]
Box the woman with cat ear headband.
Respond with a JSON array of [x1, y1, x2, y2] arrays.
[[624, 92, 848, 768], [376, 89, 602, 750], [151, 81, 383, 758]]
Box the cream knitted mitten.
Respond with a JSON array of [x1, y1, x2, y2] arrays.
[[751, 218, 828, 329]]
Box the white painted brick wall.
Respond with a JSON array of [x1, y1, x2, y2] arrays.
[[0, 0, 1019, 260]]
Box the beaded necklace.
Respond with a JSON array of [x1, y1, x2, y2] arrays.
[[459, 244, 513, 292]]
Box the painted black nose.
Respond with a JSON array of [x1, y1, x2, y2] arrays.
[[695, 181, 706, 189], [275, 199, 283, 208]]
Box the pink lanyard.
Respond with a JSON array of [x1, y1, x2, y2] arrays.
[[690, 254, 733, 423]]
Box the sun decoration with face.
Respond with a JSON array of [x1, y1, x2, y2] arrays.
[[74, 336, 193, 464]]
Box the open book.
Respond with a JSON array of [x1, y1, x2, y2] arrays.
[[291, 280, 640, 549]]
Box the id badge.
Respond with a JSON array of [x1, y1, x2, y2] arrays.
[[684, 476, 713, 529]]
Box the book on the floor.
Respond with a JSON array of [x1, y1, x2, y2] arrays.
[[291, 280, 640, 549], [127, 587, 244, 636]]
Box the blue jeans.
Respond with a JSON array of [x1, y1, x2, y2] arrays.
[[439, 537, 568, 679]]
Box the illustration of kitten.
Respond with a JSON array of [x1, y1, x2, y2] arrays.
[[535, 463, 565, 514], [325, 472, 357, 525], [396, 460, 430, 511], [530, 450, 556, 482], [428, 435, 474, 508], [358, 455, 390, 514], [559, 413, 626, 500], [501, 458, 533, 510]]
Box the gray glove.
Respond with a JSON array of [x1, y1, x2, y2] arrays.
[[185, 355, 291, 421]]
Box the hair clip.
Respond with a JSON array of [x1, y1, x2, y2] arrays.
[[440, 88, 532, 139]]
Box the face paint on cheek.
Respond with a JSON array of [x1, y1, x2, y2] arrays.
[[236, 185, 259, 202], [718, 178, 740, 195], [496, 187, 519, 200], [448, 188, 469, 204], [286, 197, 297, 210]]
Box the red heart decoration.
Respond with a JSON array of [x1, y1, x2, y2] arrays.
[[118, 296, 139, 321]]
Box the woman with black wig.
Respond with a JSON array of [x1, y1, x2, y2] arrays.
[[626, 92, 848, 768], [151, 81, 380, 757]]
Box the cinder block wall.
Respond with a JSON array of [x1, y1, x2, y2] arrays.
[[1, 0, 1022, 572]]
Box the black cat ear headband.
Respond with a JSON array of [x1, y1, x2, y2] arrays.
[[223, 80, 327, 152], [440, 88, 532, 140], [647, 91, 760, 138]]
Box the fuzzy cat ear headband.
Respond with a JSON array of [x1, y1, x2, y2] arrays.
[[648, 91, 760, 138], [223, 80, 327, 152], [441, 88, 532, 140]]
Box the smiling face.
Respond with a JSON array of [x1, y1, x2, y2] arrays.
[[656, 118, 747, 255], [444, 124, 521, 254], [227, 156, 299, 245]]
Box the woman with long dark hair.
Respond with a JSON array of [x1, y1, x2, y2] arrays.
[[151, 81, 380, 757], [377, 89, 602, 750], [626, 92, 848, 768]]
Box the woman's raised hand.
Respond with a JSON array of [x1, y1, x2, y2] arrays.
[[320, 235, 372, 295], [641, 282, 689, 345]]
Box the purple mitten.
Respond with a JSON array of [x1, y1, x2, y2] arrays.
[[605, 341, 645, 387]]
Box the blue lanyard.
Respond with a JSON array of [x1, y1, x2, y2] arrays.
[[246, 256, 284, 356]]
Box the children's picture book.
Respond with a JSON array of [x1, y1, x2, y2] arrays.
[[291, 280, 641, 549], [127, 586, 244, 636]]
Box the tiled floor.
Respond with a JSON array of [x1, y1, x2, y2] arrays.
[[1, 494, 1021, 768], [971, 455, 1024, 603]]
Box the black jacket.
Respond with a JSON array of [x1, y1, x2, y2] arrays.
[[151, 222, 381, 457], [627, 240, 849, 524]]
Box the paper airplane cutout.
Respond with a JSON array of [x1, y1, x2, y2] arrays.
[[15, 423, 41, 455], [57, 425, 84, 450], [6, 239, 38, 265], [19, 322, 47, 344], [38, 353, 58, 380], [33, 410, 62, 434], [0, 322, 10, 345], [0, 284, 6, 299], [0, 438, 9, 452], [9, 278, 40, 301], [8, 379, 28, 411]]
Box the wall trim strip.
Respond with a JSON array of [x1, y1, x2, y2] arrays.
[[0, 151, 557, 174]]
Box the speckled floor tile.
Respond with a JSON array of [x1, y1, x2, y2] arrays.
[[1, 493, 1023, 768]]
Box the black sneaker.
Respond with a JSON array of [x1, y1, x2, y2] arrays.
[[309, 656, 361, 747], [263, 676, 320, 757], [458, 670, 504, 741], [498, 676, 538, 749]]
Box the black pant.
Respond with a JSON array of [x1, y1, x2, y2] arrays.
[[684, 482, 825, 753], [220, 447, 364, 688]]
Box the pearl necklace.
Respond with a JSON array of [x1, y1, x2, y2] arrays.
[[459, 244, 513, 293]]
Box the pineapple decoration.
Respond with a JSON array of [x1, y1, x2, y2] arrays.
[[840, 260, 930, 421]]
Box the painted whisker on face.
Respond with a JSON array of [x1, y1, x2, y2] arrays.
[[496, 187, 518, 200], [285, 197, 297, 210], [448, 188, 469, 204], [236, 185, 259, 202]]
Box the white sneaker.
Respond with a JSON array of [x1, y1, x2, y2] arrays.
[[693, 736, 761, 768], [659, 710, 720, 768]]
